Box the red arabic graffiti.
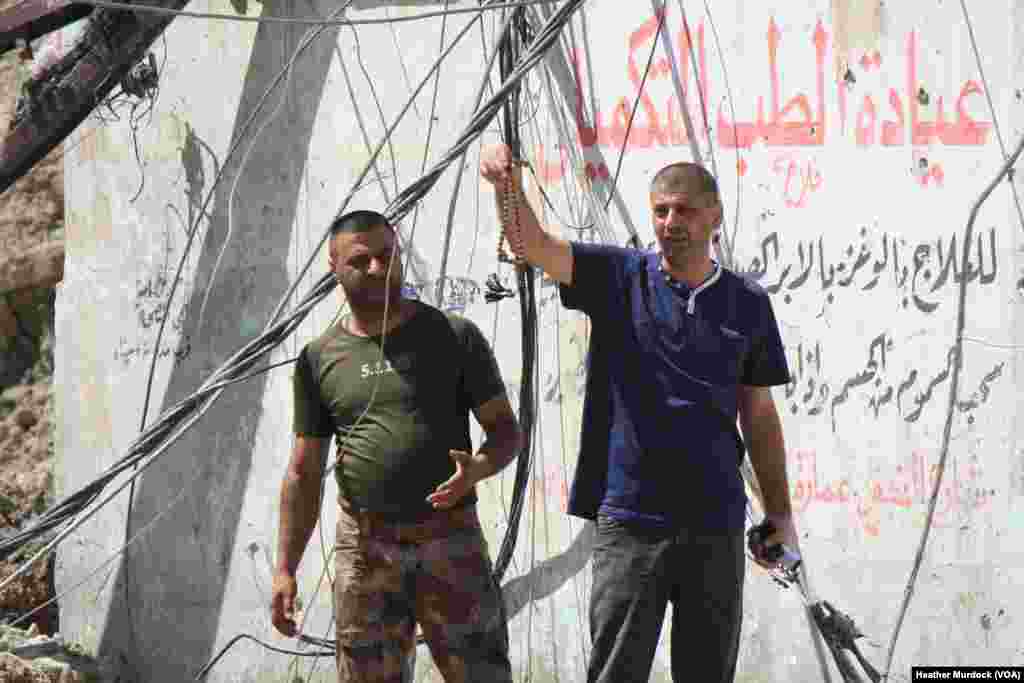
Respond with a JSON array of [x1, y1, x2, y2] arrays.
[[567, 14, 992, 153], [539, 463, 570, 513], [718, 18, 828, 148], [790, 448, 994, 537], [770, 153, 823, 208]]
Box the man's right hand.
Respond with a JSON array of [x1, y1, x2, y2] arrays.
[[479, 143, 574, 285], [271, 571, 299, 637], [480, 143, 515, 186]]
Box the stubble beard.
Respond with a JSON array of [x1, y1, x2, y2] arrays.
[[661, 236, 691, 267], [342, 275, 403, 317]]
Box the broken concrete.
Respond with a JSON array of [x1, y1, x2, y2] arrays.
[[0, 624, 109, 682]]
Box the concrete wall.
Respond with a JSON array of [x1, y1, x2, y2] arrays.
[[55, 0, 1024, 680]]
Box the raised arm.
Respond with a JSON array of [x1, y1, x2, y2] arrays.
[[480, 143, 574, 285]]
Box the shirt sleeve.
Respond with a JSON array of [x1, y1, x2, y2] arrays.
[[558, 241, 636, 318], [292, 346, 334, 436], [741, 295, 792, 387], [457, 317, 508, 409]]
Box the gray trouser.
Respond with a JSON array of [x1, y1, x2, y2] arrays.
[[587, 513, 745, 683]]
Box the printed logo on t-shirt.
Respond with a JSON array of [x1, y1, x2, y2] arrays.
[[361, 360, 395, 379]]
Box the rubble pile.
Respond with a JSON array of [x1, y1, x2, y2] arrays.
[[0, 624, 106, 682]]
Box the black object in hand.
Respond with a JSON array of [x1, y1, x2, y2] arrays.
[[747, 519, 802, 574]]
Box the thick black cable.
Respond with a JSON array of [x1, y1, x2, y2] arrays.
[[193, 634, 334, 680], [0, 5, 590, 679], [488, 4, 541, 582], [0, 0, 586, 569], [194, 2, 583, 670], [384, 0, 588, 225], [0, 0, 513, 567]]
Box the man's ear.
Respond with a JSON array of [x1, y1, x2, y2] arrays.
[[327, 239, 339, 271]]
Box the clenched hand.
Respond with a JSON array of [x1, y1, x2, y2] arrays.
[[480, 143, 517, 186], [270, 571, 299, 637]]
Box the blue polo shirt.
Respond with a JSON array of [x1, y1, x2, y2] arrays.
[[559, 241, 791, 533]]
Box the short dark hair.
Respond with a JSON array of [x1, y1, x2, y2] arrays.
[[329, 210, 392, 238], [649, 162, 718, 197]]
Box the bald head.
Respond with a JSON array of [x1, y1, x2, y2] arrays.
[[649, 162, 718, 198]]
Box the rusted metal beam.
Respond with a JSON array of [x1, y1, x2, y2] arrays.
[[0, 0, 92, 57], [0, 0, 187, 196]]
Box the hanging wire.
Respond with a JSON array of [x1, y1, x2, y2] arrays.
[[603, 5, 665, 215], [488, 0, 541, 582], [0, 5, 589, 680], [196, 2, 585, 669], [702, 0, 744, 258], [0, 0, 570, 575], [69, 0, 561, 26], [881, 132, 1024, 682], [956, 0, 1024, 234]]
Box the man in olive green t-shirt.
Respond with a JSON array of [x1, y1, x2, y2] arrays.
[[271, 210, 522, 682]]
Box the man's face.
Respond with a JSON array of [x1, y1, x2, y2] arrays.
[[649, 188, 721, 260], [329, 224, 403, 309]]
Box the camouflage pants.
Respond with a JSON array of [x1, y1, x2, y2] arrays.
[[333, 502, 512, 683]]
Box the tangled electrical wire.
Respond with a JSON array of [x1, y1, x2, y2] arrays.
[[0, 2, 587, 678], [489, 1, 539, 583], [91, 49, 166, 203]]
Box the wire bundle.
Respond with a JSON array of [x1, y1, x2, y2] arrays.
[[490, 3, 540, 583], [0, 0, 586, 652]]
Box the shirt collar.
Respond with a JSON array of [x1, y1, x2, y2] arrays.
[[654, 256, 722, 314]]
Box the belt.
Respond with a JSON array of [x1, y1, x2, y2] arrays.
[[338, 499, 480, 544]]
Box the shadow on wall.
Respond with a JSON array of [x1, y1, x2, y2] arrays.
[[95, 5, 340, 680], [501, 521, 595, 621]]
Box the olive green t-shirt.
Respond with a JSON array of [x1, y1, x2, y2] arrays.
[[292, 301, 507, 520]]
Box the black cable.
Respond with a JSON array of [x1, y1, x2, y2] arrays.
[[195, 1, 574, 666], [193, 634, 334, 680], [384, 0, 588, 225], [487, 4, 542, 583], [0, 0, 577, 565], [603, 5, 665, 232], [0, 2, 590, 675], [1, 0, 586, 574]]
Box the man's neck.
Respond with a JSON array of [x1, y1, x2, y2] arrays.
[[345, 298, 414, 337], [660, 253, 716, 289]]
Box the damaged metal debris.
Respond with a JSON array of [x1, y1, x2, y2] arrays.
[[0, 0, 186, 195]]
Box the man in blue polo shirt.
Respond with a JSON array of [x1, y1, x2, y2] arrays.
[[481, 144, 798, 682]]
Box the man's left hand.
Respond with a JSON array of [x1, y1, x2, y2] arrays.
[[750, 514, 799, 571], [427, 450, 482, 509]]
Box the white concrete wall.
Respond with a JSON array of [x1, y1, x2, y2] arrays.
[[55, 0, 1024, 681]]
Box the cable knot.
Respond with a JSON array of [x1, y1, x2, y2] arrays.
[[484, 273, 515, 303]]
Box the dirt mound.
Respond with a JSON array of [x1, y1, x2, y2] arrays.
[[0, 382, 58, 636], [0, 45, 64, 649], [0, 383, 54, 524]]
